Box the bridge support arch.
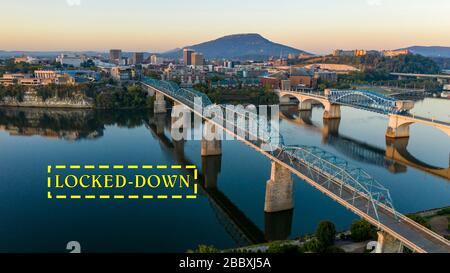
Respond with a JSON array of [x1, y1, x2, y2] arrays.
[[278, 91, 341, 119], [154, 92, 167, 114], [376, 231, 404, 253], [201, 120, 222, 157], [264, 162, 294, 213], [387, 114, 450, 139]]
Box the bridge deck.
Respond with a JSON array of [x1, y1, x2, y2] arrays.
[[403, 114, 450, 127]]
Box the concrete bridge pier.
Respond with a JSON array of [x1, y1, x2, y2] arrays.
[[298, 101, 312, 111], [171, 102, 190, 141], [297, 110, 313, 125], [264, 162, 294, 213], [279, 96, 291, 105], [322, 118, 340, 143], [154, 112, 166, 135], [385, 138, 409, 160], [376, 231, 404, 253], [264, 210, 293, 242], [154, 92, 167, 114], [202, 155, 222, 189], [172, 138, 185, 157], [386, 115, 411, 139], [323, 103, 341, 119], [201, 121, 222, 157]]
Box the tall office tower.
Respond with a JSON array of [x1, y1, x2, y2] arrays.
[[192, 52, 204, 66], [109, 49, 122, 65], [131, 52, 144, 65], [183, 48, 195, 66]]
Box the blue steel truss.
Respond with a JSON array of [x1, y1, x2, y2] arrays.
[[142, 77, 213, 107], [278, 145, 397, 221], [141, 77, 398, 222], [328, 89, 408, 115]]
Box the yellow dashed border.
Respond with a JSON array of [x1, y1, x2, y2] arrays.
[[47, 165, 199, 200], [47, 194, 197, 200], [48, 165, 195, 170]]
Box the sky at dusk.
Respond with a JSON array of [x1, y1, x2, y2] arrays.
[[1, 0, 450, 54]]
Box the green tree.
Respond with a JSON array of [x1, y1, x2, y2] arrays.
[[187, 245, 220, 253], [407, 215, 431, 229], [300, 238, 321, 253], [267, 242, 302, 253], [316, 221, 336, 249], [81, 59, 96, 69], [350, 219, 377, 242]]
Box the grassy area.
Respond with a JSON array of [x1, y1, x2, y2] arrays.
[[188, 220, 377, 253], [408, 207, 450, 240]]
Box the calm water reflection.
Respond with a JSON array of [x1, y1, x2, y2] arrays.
[[0, 98, 449, 252]]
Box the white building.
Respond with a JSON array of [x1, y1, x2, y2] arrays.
[[111, 67, 134, 81], [150, 54, 164, 65], [56, 54, 83, 67]]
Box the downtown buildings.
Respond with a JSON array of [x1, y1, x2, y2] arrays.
[[109, 49, 122, 65], [183, 49, 204, 66]]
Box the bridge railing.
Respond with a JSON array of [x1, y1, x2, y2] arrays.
[[280, 145, 398, 221], [142, 77, 213, 108], [143, 77, 284, 147]]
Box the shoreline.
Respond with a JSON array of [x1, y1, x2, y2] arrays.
[[0, 104, 153, 111], [0, 103, 92, 109]]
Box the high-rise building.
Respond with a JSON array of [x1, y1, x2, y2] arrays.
[[150, 54, 164, 65], [109, 49, 122, 65], [192, 53, 204, 66], [131, 52, 144, 65], [183, 49, 195, 66], [224, 61, 235, 69]]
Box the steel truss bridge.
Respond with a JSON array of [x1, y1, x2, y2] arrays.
[[141, 77, 450, 253], [327, 89, 410, 115]]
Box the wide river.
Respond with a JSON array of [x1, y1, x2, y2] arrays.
[[0, 98, 449, 253]]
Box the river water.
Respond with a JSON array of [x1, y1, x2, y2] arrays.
[[0, 98, 449, 253]]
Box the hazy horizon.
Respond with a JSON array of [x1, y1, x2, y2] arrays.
[[1, 0, 450, 54]]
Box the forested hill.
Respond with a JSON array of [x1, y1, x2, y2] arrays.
[[293, 54, 441, 74]]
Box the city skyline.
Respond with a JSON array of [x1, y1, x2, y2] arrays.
[[1, 0, 450, 54]]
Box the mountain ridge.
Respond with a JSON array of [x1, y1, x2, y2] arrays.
[[398, 46, 450, 58], [161, 33, 311, 60]]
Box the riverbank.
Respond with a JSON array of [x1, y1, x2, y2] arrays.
[[189, 206, 450, 254], [0, 90, 93, 108], [0, 83, 154, 109], [410, 206, 450, 240]]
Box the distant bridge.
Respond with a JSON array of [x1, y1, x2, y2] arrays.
[[391, 72, 450, 82], [279, 109, 450, 181], [141, 77, 450, 253], [277, 89, 450, 139]]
